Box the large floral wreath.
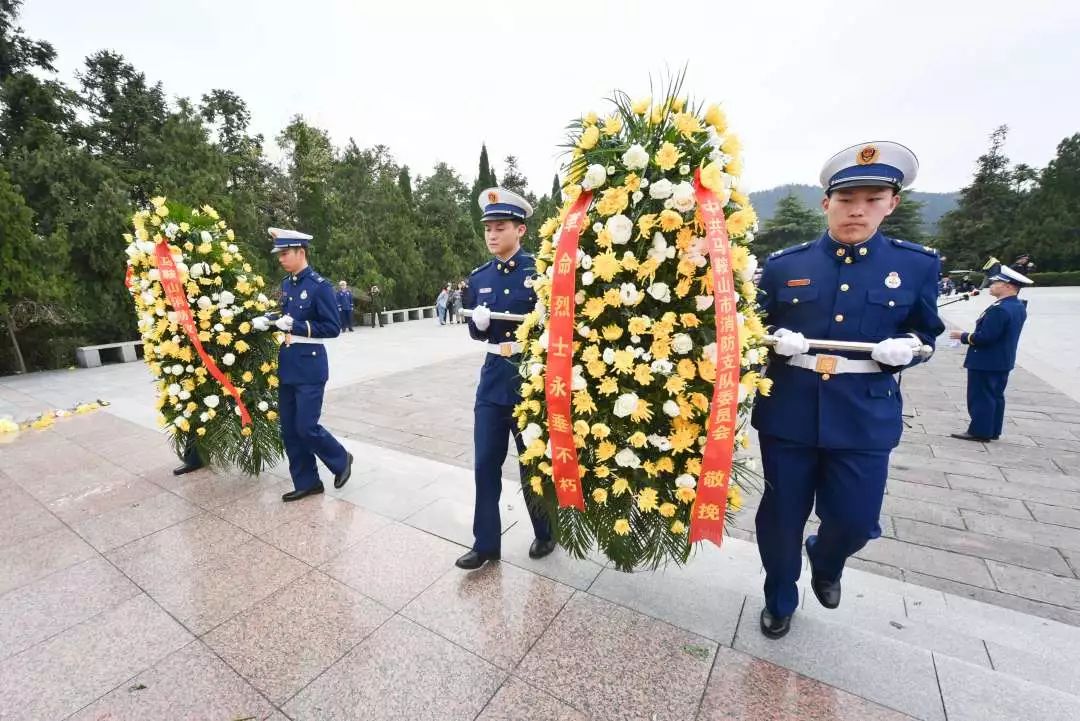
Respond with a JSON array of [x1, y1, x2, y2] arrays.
[[125, 198, 283, 474], [513, 78, 770, 570]]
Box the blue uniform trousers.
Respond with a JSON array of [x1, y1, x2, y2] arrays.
[[279, 382, 349, 492], [755, 433, 890, 617], [472, 400, 552, 554], [966, 369, 1009, 439], [338, 309, 353, 331]]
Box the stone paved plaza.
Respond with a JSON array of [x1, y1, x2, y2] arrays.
[[2, 289, 1080, 720]]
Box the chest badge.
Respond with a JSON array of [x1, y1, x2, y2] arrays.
[[479, 287, 492, 294], [300, 290, 308, 299], [786, 278, 811, 287], [884, 272, 902, 289]]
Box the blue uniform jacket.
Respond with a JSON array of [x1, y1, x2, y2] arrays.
[[961, 296, 1026, 371], [462, 248, 537, 407], [277, 266, 340, 386], [335, 289, 353, 312], [751, 232, 944, 449]]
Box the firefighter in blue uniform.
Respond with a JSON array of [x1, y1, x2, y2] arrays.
[[751, 142, 945, 638], [253, 228, 353, 502], [455, 188, 555, 570], [336, 281, 355, 332], [949, 263, 1031, 442]]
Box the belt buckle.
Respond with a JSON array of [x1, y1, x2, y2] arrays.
[[284, 333, 292, 347], [499, 342, 513, 357], [814, 354, 838, 374]]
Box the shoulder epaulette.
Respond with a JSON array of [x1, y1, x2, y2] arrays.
[[890, 238, 939, 257], [768, 242, 813, 260], [470, 260, 493, 276]]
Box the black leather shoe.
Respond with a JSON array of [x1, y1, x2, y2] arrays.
[[172, 462, 204, 476], [760, 608, 792, 639], [806, 537, 841, 609], [455, 550, 500, 570], [950, 432, 992, 442], [334, 452, 354, 489], [529, 538, 557, 559], [282, 484, 324, 502]]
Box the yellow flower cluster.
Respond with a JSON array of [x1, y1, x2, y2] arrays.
[[514, 84, 770, 569]]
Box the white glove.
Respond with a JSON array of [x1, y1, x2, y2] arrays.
[[252, 316, 271, 332], [871, 337, 915, 366], [274, 315, 294, 332], [471, 305, 491, 331], [772, 328, 810, 356]]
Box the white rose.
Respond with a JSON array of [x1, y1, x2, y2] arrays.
[[178, 390, 191, 401], [679, 164, 691, 175], [140, 291, 155, 305], [125, 244, 138, 259], [227, 244, 238, 254], [571, 366, 587, 391], [614, 448, 642, 468], [189, 262, 204, 279], [606, 214, 633, 245], [663, 400, 681, 417], [200, 231, 213, 243], [621, 143, 649, 170], [671, 182, 696, 212], [222, 353, 236, 366], [649, 178, 674, 199], [675, 473, 697, 489], [606, 165, 616, 174], [171, 364, 184, 375], [577, 324, 591, 338], [185, 365, 195, 373], [214, 323, 224, 332], [148, 269, 161, 281], [592, 222, 604, 233], [521, 423, 543, 446], [703, 342, 718, 363], [167, 383, 181, 397], [619, 283, 639, 306], [745, 348, 761, 365], [602, 348, 616, 364], [204, 395, 220, 408], [582, 164, 607, 190], [647, 283, 671, 303], [740, 254, 759, 283], [257, 401, 270, 413], [257, 294, 268, 304], [575, 290, 586, 303], [613, 392, 639, 418], [199, 413, 210, 423], [196, 296, 212, 310], [539, 331, 549, 350], [632, 191, 644, 204], [650, 359, 674, 374], [173, 418, 185, 428], [580, 254, 593, 270], [175, 262, 188, 277], [218, 290, 235, 306], [696, 295, 714, 311], [672, 333, 693, 354]]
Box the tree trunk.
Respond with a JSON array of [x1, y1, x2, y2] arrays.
[[5, 313, 27, 375]]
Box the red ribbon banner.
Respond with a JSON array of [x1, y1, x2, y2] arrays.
[[689, 170, 741, 545], [544, 190, 593, 511], [153, 241, 252, 427]]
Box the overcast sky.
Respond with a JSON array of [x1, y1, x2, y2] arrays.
[[19, 0, 1080, 195]]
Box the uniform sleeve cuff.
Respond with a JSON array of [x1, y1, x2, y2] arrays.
[[961, 332, 971, 345]]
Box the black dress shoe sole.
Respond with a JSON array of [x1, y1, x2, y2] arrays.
[[760, 609, 792, 639], [529, 541, 557, 559], [172, 465, 204, 476], [950, 433, 992, 442], [334, 453, 354, 489], [811, 581, 841, 609], [282, 487, 324, 502], [455, 554, 500, 570]]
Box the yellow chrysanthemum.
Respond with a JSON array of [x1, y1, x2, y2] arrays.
[[654, 142, 683, 171], [531, 476, 544, 496], [726, 208, 757, 237], [611, 477, 630, 496], [591, 423, 611, 439], [671, 520, 687, 535], [602, 114, 623, 135], [602, 325, 624, 341], [578, 125, 600, 150], [631, 97, 650, 114], [676, 487, 697, 504], [573, 390, 597, 415], [728, 485, 743, 512], [582, 297, 607, 320], [637, 487, 659, 512], [672, 112, 702, 139], [592, 251, 620, 282], [596, 187, 629, 217], [630, 398, 653, 423], [628, 431, 648, 448], [658, 209, 683, 232], [598, 377, 619, 395], [704, 104, 727, 131], [633, 364, 653, 386], [614, 519, 631, 536], [612, 350, 636, 374], [596, 440, 617, 461], [669, 426, 697, 453], [592, 488, 609, 504], [659, 503, 677, 518]]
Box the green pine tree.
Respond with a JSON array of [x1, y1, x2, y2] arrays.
[[752, 192, 824, 255]]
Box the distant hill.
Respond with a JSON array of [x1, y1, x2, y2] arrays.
[[749, 184, 959, 235]]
